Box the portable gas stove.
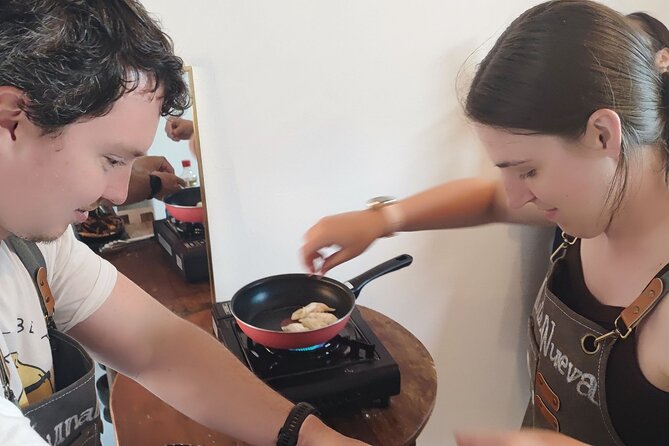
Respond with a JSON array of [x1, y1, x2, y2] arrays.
[[212, 301, 400, 413], [153, 216, 209, 283]]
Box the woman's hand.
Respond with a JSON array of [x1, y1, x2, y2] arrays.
[[301, 210, 386, 274], [455, 429, 590, 446]]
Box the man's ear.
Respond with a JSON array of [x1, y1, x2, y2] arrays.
[[584, 108, 623, 161], [0, 87, 25, 141]]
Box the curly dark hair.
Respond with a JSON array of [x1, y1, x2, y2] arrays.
[[0, 0, 190, 133]]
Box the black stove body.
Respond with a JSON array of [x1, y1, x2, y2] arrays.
[[154, 217, 209, 283], [212, 301, 400, 413]]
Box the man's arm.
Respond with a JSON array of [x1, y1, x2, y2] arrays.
[[67, 274, 364, 446]]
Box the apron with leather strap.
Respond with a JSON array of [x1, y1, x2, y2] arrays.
[[0, 236, 101, 446], [522, 234, 668, 445]]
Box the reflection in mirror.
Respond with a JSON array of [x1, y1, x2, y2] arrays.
[[71, 67, 213, 306], [75, 67, 211, 287], [92, 66, 212, 289]]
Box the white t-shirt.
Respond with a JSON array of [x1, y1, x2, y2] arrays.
[[0, 227, 117, 445]]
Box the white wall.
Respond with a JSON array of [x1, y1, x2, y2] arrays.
[[141, 1, 668, 444]]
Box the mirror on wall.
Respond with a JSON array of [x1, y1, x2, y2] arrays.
[[74, 66, 215, 311]]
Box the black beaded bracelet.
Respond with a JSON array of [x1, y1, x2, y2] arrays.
[[276, 402, 319, 446]]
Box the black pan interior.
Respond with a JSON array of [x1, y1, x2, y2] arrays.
[[164, 187, 201, 206], [231, 275, 355, 331]]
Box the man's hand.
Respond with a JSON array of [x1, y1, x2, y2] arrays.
[[455, 429, 590, 446], [165, 117, 194, 142], [123, 156, 180, 205], [298, 415, 369, 446]]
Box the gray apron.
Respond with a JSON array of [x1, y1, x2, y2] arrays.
[[522, 234, 668, 445], [1, 236, 101, 446]]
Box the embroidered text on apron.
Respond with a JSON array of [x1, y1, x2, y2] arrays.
[[1, 236, 101, 446], [522, 234, 669, 445]]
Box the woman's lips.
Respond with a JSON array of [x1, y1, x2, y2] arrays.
[[542, 208, 558, 220]]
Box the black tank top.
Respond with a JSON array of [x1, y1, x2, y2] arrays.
[[551, 238, 669, 446]]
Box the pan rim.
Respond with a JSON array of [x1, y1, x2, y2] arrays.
[[236, 311, 353, 334], [165, 203, 203, 210], [230, 274, 356, 333], [164, 186, 202, 208]]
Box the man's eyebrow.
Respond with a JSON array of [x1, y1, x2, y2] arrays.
[[495, 159, 531, 168], [111, 143, 144, 159]]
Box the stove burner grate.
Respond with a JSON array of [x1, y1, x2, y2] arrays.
[[166, 216, 205, 240]]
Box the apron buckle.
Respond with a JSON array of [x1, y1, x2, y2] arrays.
[[549, 232, 577, 263], [581, 317, 632, 355], [613, 315, 633, 339], [580, 278, 663, 354]]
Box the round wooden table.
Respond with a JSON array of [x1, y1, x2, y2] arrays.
[[111, 306, 437, 445]]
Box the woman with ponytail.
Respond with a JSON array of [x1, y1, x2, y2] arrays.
[[302, 2, 669, 445]]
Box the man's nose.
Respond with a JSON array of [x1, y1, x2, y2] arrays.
[[102, 169, 131, 205]]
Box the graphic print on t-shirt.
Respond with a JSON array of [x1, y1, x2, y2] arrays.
[[10, 352, 54, 407], [1, 309, 53, 408]]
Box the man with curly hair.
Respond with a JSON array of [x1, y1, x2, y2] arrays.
[[0, 2, 366, 445]]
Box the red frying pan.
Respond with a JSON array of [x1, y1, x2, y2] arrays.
[[163, 186, 204, 223], [230, 254, 413, 349]]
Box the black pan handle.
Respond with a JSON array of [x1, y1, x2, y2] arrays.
[[344, 254, 413, 298]]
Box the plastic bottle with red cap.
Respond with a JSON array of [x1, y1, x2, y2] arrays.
[[180, 159, 198, 187]]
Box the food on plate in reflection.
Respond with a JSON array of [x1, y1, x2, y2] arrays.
[[290, 302, 336, 321], [299, 312, 338, 330], [76, 213, 124, 238], [281, 301, 338, 332], [281, 323, 311, 333]]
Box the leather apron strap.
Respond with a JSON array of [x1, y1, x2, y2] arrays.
[[5, 235, 56, 329], [581, 277, 666, 353]]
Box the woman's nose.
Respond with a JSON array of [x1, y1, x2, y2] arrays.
[[502, 175, 535, 209]]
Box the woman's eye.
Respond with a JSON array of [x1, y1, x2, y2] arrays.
[[105, 157, 125, 168], [519, 169, 537, 180]]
